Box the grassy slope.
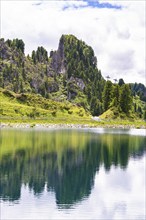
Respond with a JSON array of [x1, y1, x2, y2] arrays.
[[0, 88, 145, 128], [0, 88, 91, 122], [99, 103, 146, 128], [100, 95, 146, 120]]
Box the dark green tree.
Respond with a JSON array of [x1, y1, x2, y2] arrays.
[[118, 78, 125, 86], [32, 50, 36, 64], [111, 84, 120, 107], [90, 97, 103, 116], [36, 46, 48, 63], [102, 80, 113, 111], [15, 39, 25, 53], [119, 84, 132, 114]]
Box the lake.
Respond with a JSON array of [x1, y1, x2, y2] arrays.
[[0, 128, 145, 220]]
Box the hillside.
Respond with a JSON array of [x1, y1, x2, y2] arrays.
[[0, 88, 90, 121], [0, 35, 146, 120]]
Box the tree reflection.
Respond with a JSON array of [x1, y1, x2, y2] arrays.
[[0, 129, 145, 205]]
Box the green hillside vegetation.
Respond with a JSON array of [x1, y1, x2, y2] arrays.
[[130, 82, 146, 102], [101, 82, 144, 119], [0, 88, 90, 121], [0, 35, 146, 123], [101, 82, 146, 120]]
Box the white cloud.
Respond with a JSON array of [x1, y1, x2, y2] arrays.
[[1, 157, 145, 219], [1, 0, 145, 84]]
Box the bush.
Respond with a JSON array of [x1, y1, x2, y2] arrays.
[[64, 105, 70, 111], [78, 109, 84, 117], [3, 89, 15, 98], [68, 109, 73, 114], [30, 123, 36, 128], [52, 110, 57, 117], [16, 93, 27, 102], [0, 109, 3, 115]]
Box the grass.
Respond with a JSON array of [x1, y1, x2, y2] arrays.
[[0, 88, 90, 119], [1, 117, 146, 129], [0, 88, 146, 128]]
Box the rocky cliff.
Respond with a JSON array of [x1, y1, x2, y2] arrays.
[[0, 35, 146, 117], [0, 35, 105, 112]]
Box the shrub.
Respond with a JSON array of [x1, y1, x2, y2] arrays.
[[30, 123, 36, 128], [78, 109, 84, 117], [52, 110, 57, 117], [3, 89, 15, 98], [64, 105, 70, 111], [68, 109, 73, 114]]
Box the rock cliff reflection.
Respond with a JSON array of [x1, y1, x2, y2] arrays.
[[0, 129, 145, 206]]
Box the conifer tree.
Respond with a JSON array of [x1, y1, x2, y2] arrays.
[[90, 97, 103, 116], [111, 84, 120, 107], [118, 78, 125, 86], [119, 84, 132, 114], [102, 80, 113, 111]]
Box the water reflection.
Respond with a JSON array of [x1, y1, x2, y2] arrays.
[[0, 128, 145, 207]]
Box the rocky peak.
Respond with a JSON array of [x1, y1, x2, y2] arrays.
[[50, 35, 66, 74], [0, 39, 12, 60], [0, 38, 25, 65]]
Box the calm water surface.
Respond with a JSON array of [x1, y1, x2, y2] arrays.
[[0, 128, 145, 220]]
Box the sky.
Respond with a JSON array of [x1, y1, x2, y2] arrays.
[[1, 156, 145, 219], [1, 0, 145, 84]]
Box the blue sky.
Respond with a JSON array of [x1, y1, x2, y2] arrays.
[[85, 0, 122, 9], [62, 0, 122, 10], [1, 0, 145, 84], [34, 0, 122, 10]]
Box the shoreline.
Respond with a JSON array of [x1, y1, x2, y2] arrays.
[[0, 122, 146, 129]]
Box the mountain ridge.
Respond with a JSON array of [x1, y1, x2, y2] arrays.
[[0, 34, 146, 119]]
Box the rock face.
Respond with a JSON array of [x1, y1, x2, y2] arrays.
[[68, 76, 85, 90], [1, 35, 146, 117], [0, 39, 10, 60], [50, 37, 66, 74], [0, 38, 25, 64], [47, 81, 59, 93], [76, 78, 85, 90], [0, 34, 105, 109]]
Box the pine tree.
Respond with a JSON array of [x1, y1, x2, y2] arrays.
[[111, 84, 120, 107], [118, 78, 125, 86], [102, 80, 113, 111], [119, 84, 132, 114], [32, 50, 36, 64], [90, 97, 103, 116]]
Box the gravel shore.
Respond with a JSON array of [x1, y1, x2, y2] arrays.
[[0, 122, 145, 129]]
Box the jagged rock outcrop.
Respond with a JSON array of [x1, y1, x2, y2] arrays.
[[0, 38, 11, 60], [0, 38, 25, 65], [50, 36, 66, 74], [0, 35, 145, 118], [0, 34, 105, 111]]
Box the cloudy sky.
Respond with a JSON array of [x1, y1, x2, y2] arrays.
[[2, 156, 145, 219], [1, 0, 145, 84]]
